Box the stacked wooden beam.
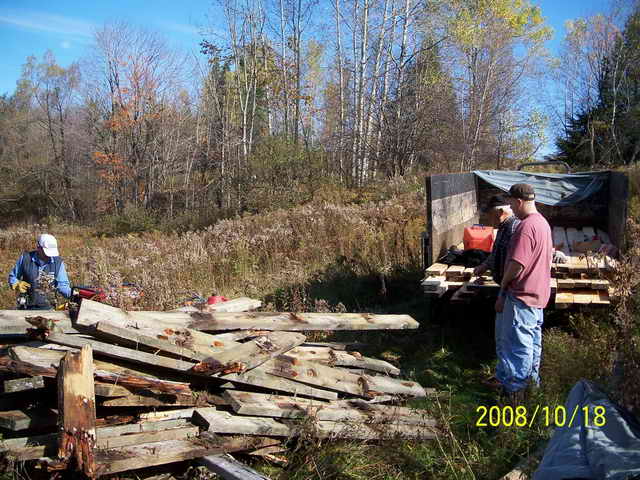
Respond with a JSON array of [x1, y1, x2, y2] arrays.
[[0, 299, 435, 478], [423, 226, 616, 308]]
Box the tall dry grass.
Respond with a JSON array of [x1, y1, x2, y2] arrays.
[[0, 193, 424, 311]]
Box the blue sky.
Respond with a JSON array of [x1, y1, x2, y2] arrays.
[[0, 0, 612, 155], [0, 0, 611, 96]]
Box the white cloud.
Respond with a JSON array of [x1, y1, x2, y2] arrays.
[[61, 40, 71, 49], [0, 11, 95, 38], [159, 21, 202, 36]]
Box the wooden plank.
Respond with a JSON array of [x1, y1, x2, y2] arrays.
[[191, 332, 306, 375], [289, 347, 400, 376], [9, 346, 192, 395], [224, 391, 435, 426], [0, 310, 75, 336], [94, 436, 279, 475], [221, 362, 338, 401], [0, 419, 191, 460], [101, 394, 199, 408], [265, 355, 426, 398], [0, 409, 57, 431], [3, 375, 45, 393], [444, 265, 465, 280], [174, 298, 263, 313], [554, 291, 574, 308], [552, 227, 570, 255], [194, 409, 436, 440], [199, 454, 273, 480], [78, 299, 419, 332], [94, 382, 131, 397], [46, 333, 198, 374], [98, 426, 199, 449], [420, 276, 446, 287], [425, 263, 448, 276], [139, 409, 199, 421], [56, 345, 97, 478], [92, 321, 209, 361]]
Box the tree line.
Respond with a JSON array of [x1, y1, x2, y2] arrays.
[[553, 1, 640, 167], [0, 0, 586, 228]]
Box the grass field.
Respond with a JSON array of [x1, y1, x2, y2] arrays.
[[0, 184, 632, 479]]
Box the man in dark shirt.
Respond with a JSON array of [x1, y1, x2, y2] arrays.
[[473, 194, 520, 284]]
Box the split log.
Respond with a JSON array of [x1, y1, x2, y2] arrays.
[[289, 346, 400, 375], [0, 310, 75, 336], [92, 322, 208, 361], [77, 299, 419, 332], [224, 391, 436, 426], [192, 332, 306, 375], [266, 355, 426, 398], [55, 345, 97, 478], [194, 409, 436, 440], [0, 419, 193, 460], [173, 297, 262, 313], [7, 347, 191, 395]]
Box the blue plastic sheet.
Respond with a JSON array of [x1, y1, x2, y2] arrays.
[[473, 170, 609, 206], [534, 380, 640, 480]]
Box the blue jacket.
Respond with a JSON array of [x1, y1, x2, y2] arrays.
[[8, 251, 71, 306]]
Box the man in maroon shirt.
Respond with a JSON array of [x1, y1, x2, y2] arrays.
[[495, 183, 552, 399]]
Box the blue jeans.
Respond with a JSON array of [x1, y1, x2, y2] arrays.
[[496, 293, 544, 393]]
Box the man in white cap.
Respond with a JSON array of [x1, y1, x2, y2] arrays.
[[8, 234, 71, 309]]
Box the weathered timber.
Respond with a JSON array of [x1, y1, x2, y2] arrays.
[[98, 426, 199, 449], [301, 341, 369, 351], [266, 355, 426, 398], [92, 322, 208, 361], [0, 310, 75, 336], [193, 332, 306, 375], [47, 333, 198, 373], [221, 362, 338, 401], [0, 419, 194, 460], [94, 382, 131, 397], [77, 299, 419, 331], [139, 408, 200, 421], [3, 375, 45, 393], [101, 393, 199, 408], [198, 454, 273, 480], [56, 345, 97, 478], [45, 333, 336, 400], [194, 408, 436, 440], [94, 436, 280, 476], [78, 301, 245, 357], [9, 346, 191, 395], [0, 409, 57, 431], [224, 391, 436, 426], [173, 297, 262, 313], [288, 346, 400, 375], [425, 263, 448, 276]]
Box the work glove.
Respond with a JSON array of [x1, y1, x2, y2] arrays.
[[11, 281, 30, 294], [55, 302, 69, 311]]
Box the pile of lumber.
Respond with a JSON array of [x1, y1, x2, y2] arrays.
[[0, 299, 435, 478], [422, 226, 616, 308]]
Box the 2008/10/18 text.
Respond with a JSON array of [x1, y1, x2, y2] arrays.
[[475, 405, 606, 428]]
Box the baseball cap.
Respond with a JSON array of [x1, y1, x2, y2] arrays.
[[484, 194, 510, 212], [37, 234, 59, 257], [506, 183, 535, 201]]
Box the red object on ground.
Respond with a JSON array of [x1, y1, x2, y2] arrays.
[[207, 295, 229, 305], [463, 225, 494, 252]]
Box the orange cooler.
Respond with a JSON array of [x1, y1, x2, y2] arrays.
[[463, 225, 494, 252]]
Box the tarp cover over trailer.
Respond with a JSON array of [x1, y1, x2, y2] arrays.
[[424, 170, 628, 267]]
